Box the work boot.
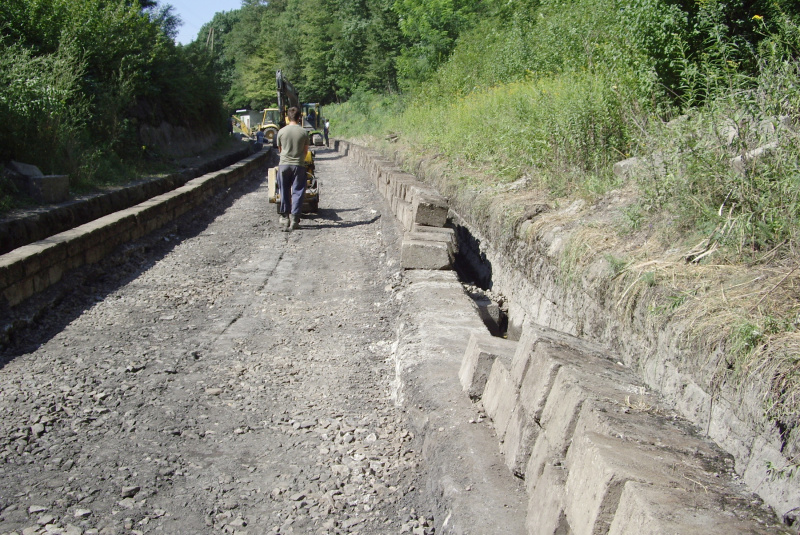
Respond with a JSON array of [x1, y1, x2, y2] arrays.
[[289, 214, 300, 230], [279, 213, 289, 231]]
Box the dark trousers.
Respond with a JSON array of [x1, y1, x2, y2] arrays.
[[278, 165, 307, 215]]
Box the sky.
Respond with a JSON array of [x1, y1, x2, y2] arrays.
[[167, 0, 243, 45]]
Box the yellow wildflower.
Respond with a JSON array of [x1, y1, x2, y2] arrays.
[[752, 14, 763, 21]]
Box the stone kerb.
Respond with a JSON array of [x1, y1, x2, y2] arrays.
[[0, 146, 255, 256], [0, 151, 268, 311], [343, 141, 456, 270], [459, 321, 789, 534]]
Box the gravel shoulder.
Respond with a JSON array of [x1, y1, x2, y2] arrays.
[[0, 147, 434, 535]]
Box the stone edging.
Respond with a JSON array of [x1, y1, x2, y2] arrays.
[[0, 150, 270, 314], [0, 146, 255, 256]]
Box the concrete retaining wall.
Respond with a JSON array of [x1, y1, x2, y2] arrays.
[[0, 150, 269, 316], [337, 139, 792, 534], [0, 146, 255, 255]]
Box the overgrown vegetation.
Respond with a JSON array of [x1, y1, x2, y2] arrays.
[[320, 0, 800, 427], [0, 0, 226, 210]]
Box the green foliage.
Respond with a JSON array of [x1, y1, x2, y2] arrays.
[[604, 254, 629, 277], [209, 0, 404, 109], [637, 17, 800, 256], [325, 91, 406, 138], [393, 0, 482, 88], [399, 70, 632, 194], [0, 38, 88, 172], [0, 0, 226, 198]]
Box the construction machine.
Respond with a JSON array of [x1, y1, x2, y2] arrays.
[[302, 103, 325, 146], [260, 108, 281, 146], [232, 109, 258, 138], [232, 108, 278, 143], [268, 150, 319, 213]]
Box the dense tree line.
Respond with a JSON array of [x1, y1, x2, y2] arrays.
[[0, 0, 225, 199], [196, 0, 799, 111], [195, 0, 407, 109]]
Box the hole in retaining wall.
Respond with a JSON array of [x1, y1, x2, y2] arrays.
[[452, 222, 508, 338]]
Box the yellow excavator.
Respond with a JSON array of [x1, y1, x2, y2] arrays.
[[268, 70, 319, 212]]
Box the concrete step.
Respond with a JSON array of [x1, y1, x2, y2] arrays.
[[459, 332, 516, 400], [346, 141, 456, 269]]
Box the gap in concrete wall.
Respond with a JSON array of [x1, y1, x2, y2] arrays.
[[452, 222, 509, 338]]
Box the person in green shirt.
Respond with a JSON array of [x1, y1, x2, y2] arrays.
[[276, 107, 309, 231]]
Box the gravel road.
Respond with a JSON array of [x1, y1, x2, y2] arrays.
[[0, 148, 434, 535]]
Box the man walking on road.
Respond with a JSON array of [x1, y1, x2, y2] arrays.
[[276, 107, 309, 231]]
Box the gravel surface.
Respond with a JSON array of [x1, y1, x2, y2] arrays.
[[0, 148, 434, 535]]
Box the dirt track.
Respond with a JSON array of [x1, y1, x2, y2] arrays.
[[0, 147, 434, 535]]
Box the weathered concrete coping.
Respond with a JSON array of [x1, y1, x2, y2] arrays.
[[393, 269, 527, 534], [336, 140, 455, 270], [0, 150, 270, 313]]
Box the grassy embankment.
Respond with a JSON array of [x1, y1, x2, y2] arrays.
[[327, 0, 800, 473]]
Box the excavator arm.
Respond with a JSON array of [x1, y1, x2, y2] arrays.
[[276, 69, 300, 127]]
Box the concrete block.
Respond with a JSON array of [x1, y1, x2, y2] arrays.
[[400, 202, 414, 232], [482, 357, 518, 439], [4, 277, 33, 306], [400, 238, 452, 270], [406, 229, 457, 257], [501, 405, 540, 479], [377, 166, 397, 186], [407, 183, 439, 204], [0, 252, 25, 286], [563, 431, 722, 535], [20, 175, 70, 204], [574, 398, 719, 462], [32, 269, 51, 293], [507, 343, 569, 464], [510, 322, 609, 388], [505, 341, 625, 486], [0, 263, 8, 291], [8, 160, 43, 178], [526, 462, 570, 535], [459, 332, 516, 399], [523, 368, 651, 485], [391, 176, 417, 201], [412, 194, 449, 227], [371, 159, 393, 177], [608, 481, 782, 535]]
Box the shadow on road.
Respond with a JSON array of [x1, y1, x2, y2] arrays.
[[300, 208, 380, 230], [312, 149, 346, 162]]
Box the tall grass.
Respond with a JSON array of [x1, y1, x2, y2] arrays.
[[637, 19, 800, 258], [328, 70, 633, 198]]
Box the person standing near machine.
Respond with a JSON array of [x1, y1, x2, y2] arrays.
[[276, 106, 309, 231]]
